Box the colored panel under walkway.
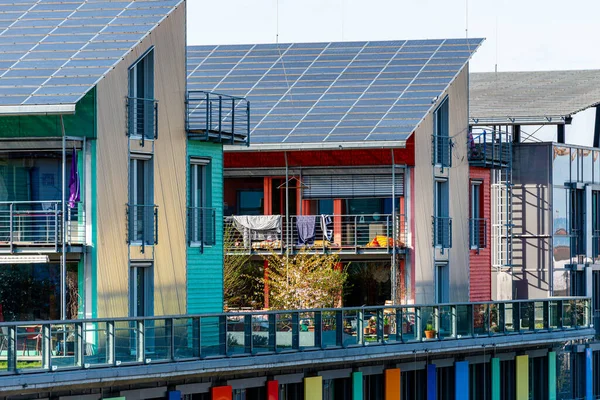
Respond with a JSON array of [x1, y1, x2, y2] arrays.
[[267, 380, 279, 400], [305, 376, 323, 400], [548, 352, 556, 400], [455, 361, 469, 400], [586, 348, 593, 400], [491, 358, 500, 400], [212, 386, 232, 400], [352, 372, 363, 400], [515, 355, 529, 400], [427, 364, 436, 400], [385, 368, 400, 400]]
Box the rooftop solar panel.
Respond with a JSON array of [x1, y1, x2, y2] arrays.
[[0, 0, 184, 109], [187, 38, 483, 147]]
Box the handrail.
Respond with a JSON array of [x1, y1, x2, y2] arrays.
[[188, 206, 216, 251], [0, 298, 591, 375]]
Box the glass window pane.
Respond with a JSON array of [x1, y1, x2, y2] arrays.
[[583, 149, 592, 183], [553, 146, 570, 185]]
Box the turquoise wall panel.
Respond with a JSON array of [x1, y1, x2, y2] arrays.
[[548, 352, 556, 400], [352, 372, 363, 400], [187, 141, 224, 314], [491, 358, 500, 400]]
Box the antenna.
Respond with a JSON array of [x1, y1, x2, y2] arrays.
[[276, 0, 279, 43], [495, 15, 499, 73], [341, 0, 345, 40], [465, 0, 468, 39]]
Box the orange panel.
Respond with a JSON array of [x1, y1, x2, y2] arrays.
[[333, 199, 342, 245], [385, 369, 400, 400], [264, 177, 273, 215], [264, 259, 270, 309], [211, 386, 232, 400]]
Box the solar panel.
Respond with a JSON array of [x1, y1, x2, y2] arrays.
[[187, 38, 482, 145], [0, 0, 184, 107]]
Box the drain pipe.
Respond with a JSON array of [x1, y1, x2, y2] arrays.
[[391, 149, 397, 304]]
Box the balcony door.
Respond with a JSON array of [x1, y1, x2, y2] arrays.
[[190, 158, 213, 246], [128, 49, 154, 139], [129, 155, 154, 245], [569, 188, 585, 262]]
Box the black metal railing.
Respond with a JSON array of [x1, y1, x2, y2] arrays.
[[469, 218, 487, 250], [468, 129, 512, 167], [188, 207, 216, 251], [126, 204, 158, 247], [127, 97, 158, 145], [186, 91, 250, 145], [0, 297, 591, 376], [432, 135, 452, 167], [433, 216, 452, 248]]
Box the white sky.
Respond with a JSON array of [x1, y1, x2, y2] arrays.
[[187, 0, 600, 73]]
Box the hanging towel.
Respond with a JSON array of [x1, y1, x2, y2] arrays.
[[320, 214, 333, 242], [68, 147, 80, 209], [296, 216, 316, 246], [232, 215, 281, 246]]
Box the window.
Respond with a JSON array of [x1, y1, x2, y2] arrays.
[[433, 97, 451, 167], [470, 181, 485, 249], [569, 188, 585, 262], [434, 179, 451, 248], [128, 49, 155, 140], [129, 262, 153, 317], [129, 155, 155, 245], [237, 190, 264, 215], [436, 263, 449, 303], [189, 159, 214, 246]]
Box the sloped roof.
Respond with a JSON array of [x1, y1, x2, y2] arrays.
[[0, 0, 183, 113], [187, 38, 483, 149], [470, 70, 600, 125]]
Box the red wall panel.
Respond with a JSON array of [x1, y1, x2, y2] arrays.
[[469, 167, 492, 301]]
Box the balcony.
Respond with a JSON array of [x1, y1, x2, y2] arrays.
[[225, 214, 407, 255], [0, 201, 85, 253], [126, 97, 158, 145], [433, 216, 452, 249], [432, 134, 452, 168], [188, 207, 216, 251], [469, 218, 488, 251], [0, 297, 591, 388], [126, 204, 158, 248], [468, 129, 512, 168], [186, 91, 249, 145]]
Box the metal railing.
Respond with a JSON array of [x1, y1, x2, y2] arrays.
[[433, 216, 452, 248], [0, 201, 85, 252], [126, 204, 158, 247], [468, 129, 512, 167], [127, 96, 158, 145], [186, 91, 250, 145], [225, 214, 407, 254], [432, 134, 452, 167], [469, 218, 487, 250], [188, 207, 216, 250], [0, 298, 590, 375], [593, 231, 600, 263]]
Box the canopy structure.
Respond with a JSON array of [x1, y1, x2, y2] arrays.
[[187, 38, 483, 150], [0, 0, 183, 114]]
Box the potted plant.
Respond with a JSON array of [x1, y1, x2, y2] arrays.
[[424, 323, 436, 339], [364, 316, 377, 335]]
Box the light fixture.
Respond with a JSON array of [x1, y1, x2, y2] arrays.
[[0, 255, 50, 264]]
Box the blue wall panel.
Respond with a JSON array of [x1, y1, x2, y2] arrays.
[[455, 361, 469, 400], [586, 348, 592, 400], [427, 364, 436, 400]]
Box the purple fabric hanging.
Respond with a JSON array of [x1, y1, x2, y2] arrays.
[[68, 147, 80, 208]]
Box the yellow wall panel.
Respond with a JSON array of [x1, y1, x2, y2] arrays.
[[304, 376, 323, 400]]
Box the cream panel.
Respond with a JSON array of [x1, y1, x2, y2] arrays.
[[95, 3, 187, 317]]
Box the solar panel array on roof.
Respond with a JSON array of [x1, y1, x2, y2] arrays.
[[187, 38, 483, 146], [0, 0, 183, 107]]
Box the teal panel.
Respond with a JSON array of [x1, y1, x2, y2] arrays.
[[548, 352, 556, 400], [186, 140, 224, 314], [491, 358, 500, 400], [0, 88, 96, 139], [352, 372, 363, 400]]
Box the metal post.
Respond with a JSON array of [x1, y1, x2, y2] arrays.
[[268, 314, 276, 352], [60, 118, 67, 321], [9, 203, 13, 253], [7, 326, 16, 372], [231, 97, 235, 145], [284, 152, 290, 280], [391, 150, 397, 304], [244, 315, 252, 354], [314, 311, 322, 349], [137, 320, 145, 363], [291, 312, 299, 350]]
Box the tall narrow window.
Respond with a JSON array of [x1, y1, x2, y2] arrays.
[[129, 262, 153, 317], [433, 98, 450, 167], [129, 155, 155, 245], [470, 181, 485, 249], [434, 179, 451, 248], [569, 188, 585, 262], [128, 49, 155, 140], [189, 158, 214, 246], [436, 263, 449, 303], [593, 191, 600, 261]]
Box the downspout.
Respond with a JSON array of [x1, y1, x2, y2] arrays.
[[391, 149, 397, 304], [285, 151, 289, 285]]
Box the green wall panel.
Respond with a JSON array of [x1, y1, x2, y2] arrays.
[[491, 358, 500, 400], [548, 352, 556, 400], [187, 140, 224, 314], [0, 88, 96, 139], [515, 355, 528, 400], [352, 371, 363, 400]]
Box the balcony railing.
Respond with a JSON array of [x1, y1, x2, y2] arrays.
[[593, 230, 600, 263], [186, 91, 250, 145], [468, 129, 512, 168], [433, 216, 452, 249], [188, 207, 216, 250], [0, 298, 590, 376], [432, 134, 452, 168], [126, 204, 158, 247], [225, 214, 407, 255], [469, 218, 487, 250], [0, 201, 85, 252], [127, 97, 158, 145]]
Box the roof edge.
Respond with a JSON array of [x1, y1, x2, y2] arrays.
[[224, 140, 407, 152], [0, 104, 76, 116]]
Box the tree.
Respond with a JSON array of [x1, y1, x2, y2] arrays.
[[263, 250, 348, 310]]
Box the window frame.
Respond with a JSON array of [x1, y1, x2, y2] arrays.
[[434, 178, 451, 248], [129, 154, 155, 246], [128, 48, 155, 140], [433, 97, 451, 168], [189, 157, 214, 247], [129, 261, 154, 317], [470, 180, 483, 249], [435, 262, 449, 303]]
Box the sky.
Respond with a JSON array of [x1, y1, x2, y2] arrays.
[[187, 0, 600, 73]]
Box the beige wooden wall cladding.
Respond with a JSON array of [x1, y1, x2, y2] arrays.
[[413, 66, 470, 304], [95, 3, 187, 318]]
